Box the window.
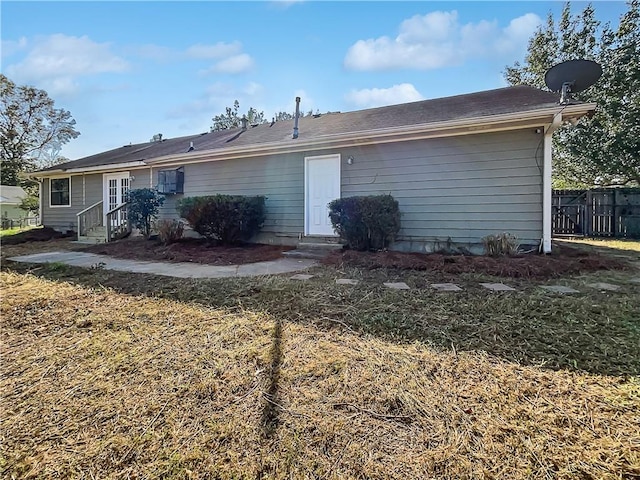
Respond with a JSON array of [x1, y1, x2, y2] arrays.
[[157, 167, 184, 194], [50, 177, 71, 207]]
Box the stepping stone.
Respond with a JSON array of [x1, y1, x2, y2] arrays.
[[541, 285, 580, 294], [336, 278, 359, 285], [587, 282, 620, 291], [431, 283, 462, 292], [384, 282, 410, 290], [290, 274, 314, 281], [480, 283, 516, 292]]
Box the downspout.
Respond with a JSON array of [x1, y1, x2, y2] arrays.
[[542, 112, 563, 253], [38, 178, 43, 226]]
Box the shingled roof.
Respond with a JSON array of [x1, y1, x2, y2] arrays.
[[39, 85, 566, 173]]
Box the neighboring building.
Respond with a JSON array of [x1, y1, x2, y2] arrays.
[[33, 86, 595, 253], [0, 185, 28, 227]]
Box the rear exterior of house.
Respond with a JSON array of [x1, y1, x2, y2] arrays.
[[35, 86, 596, 253], [40, 128, 543, 253]]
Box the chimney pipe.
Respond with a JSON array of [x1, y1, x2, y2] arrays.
[[241, 115, 248, 131], [293, 96, 300, 139]]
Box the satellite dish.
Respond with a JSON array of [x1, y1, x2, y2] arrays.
[[544, 59, 602, 104]]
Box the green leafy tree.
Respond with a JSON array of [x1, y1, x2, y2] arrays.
[[0, 75, 80, 186], [210, 100, 267, 131], [505, 1, 640, 187], [19, 195, 39, 214], [274, 110, 314, 121], [126, 188, 165, 239]]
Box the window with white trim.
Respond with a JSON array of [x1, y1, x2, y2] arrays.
[[50, 177, 71, 207]]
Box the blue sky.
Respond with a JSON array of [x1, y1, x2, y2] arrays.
[[1, 1, 627, 160]]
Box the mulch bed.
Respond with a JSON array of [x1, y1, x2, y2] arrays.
[[322, 242, 630, 279], [1, 227, 73, 245], [84, 236, 294, 265]]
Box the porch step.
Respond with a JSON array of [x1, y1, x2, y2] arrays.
[[88, 226, 106, 235], [283, 239, 344, 260], [76, 235, 106, 244], [77, 226, 107, 244]]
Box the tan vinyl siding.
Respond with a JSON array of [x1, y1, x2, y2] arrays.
[[340, 129, 543, 245]]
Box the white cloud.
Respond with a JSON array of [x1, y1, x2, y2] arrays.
[[203, 53, 254, 74], [130, 44, 177, 61], [344, 11, 541, 71], [344, 84, 424, 109], [185, 41, 242, 59], [244, 82, 264, 96], [167, 81, 263, 120], [1, 37, 28, 58], [128, 41, 248, 65], [5, 34, 128, 95]]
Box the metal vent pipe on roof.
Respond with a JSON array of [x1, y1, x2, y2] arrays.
[[241, 115, 248, 131], [293, 97, 300, 139]]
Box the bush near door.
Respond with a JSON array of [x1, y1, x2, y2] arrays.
[[329, 194, 401, 251], [177, 195, 266, 245]]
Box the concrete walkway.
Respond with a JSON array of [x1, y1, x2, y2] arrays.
[[7, 251, 316, 279]]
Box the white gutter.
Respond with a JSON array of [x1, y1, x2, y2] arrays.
[[542, 111, 564, 253], [31, 161, 147, 176]]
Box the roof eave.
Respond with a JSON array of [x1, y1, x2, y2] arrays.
[[149, 103, 596, 167], [31, 160, 148, 177], [33, 102, 597, 175]]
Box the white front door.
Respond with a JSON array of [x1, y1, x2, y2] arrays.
[[103, 172, 130, 226], [305, 154, 340, 236]]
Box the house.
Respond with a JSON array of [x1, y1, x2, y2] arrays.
[[0, 185, 28, 227], [33, 86, 595, 253]]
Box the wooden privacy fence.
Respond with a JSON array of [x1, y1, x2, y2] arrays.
[[552, 188, 640, 238]]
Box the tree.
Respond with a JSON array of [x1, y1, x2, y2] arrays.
[[210, 100, 267, 131], [504, 1, 640, 187], [126, 188, 165, 239], [274, 111, 295, 121], [0, 75, 80, 186], [19, 195, 39, 214], [274, 110, 315, 121]]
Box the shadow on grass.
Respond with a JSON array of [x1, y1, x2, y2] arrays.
[[261, 317, 283, 439], [3, 259, 639, 378]]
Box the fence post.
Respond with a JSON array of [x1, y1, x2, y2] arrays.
[[613, 189, 621, 237], [585, 190, 592, 237]]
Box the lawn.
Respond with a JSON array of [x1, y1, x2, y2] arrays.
[[0, 225, 35, 238], [559, 237, 640, 253], [1, 240, 639, 479]]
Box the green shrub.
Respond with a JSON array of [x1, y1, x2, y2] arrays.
[[125, 189, 165, 239], [176, 195, 266, 244], [328, 195, 401, 251], [156, 219, 184, 245], [482, 233, 520, 256]]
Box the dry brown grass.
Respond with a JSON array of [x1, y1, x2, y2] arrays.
[[2, 271, 639, 479]]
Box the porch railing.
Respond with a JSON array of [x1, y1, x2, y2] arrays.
[[76, 201, 103, 237], [106, 202, 131, 242]]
